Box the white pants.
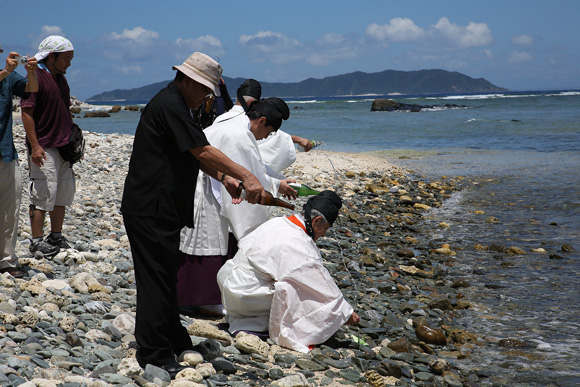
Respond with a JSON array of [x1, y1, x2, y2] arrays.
[[28, 148, 75, 211], [0, 159, 22, 269]]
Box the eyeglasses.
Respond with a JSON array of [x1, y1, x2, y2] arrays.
[[203, 86, 214, 99]]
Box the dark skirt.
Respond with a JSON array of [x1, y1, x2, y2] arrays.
[[177, 233, 238, 306]]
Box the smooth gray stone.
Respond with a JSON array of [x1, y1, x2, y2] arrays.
[[415, 371, 435, 381], [295, 358, 327, 372], [99, 373, 133, 384], [322, 358, 351, 369], [7, 332, 28, 342], [338, 368, 366, 383], [143, 364, 171, 384]]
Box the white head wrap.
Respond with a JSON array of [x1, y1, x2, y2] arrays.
[[34, 35, 74, 61]]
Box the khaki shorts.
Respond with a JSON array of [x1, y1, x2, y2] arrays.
[[29, 148, 76, 212]]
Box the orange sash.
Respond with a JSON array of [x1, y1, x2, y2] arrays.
[[287, 215, 307, 234]]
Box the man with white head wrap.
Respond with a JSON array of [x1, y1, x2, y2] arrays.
[[21, 35, 75, 257]]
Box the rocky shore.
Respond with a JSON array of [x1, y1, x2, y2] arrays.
[[2, 127, 495, 387]]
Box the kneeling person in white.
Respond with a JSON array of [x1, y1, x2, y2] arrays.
[[217, 190, 360, 353]]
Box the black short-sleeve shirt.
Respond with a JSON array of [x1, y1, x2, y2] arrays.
[[121, 82, 210, 227]]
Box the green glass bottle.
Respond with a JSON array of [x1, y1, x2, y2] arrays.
[[289, 183, 321, 196], [297, 140, 321, 152]]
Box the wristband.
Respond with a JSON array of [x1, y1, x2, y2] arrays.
[[220, 173, 227, 184]]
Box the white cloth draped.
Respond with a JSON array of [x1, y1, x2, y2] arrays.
[[179, 173, 229, 255], [217, 215, 354, 353], [257, 129, 296, 174]]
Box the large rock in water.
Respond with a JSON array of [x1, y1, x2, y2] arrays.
[[371, 98, 466, 112], [371, 99, 423, 112]]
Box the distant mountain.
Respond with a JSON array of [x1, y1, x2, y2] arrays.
[[86, 69, 507, 102]]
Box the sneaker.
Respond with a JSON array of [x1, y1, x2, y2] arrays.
[[0, 266, 25, 278], [45, 234, 71, 249], [30, 239, 60, 257]]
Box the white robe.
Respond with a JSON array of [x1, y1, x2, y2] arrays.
[[257, 129, 296, 174], [179, 172, 229, 255], [217, 215, 354, 353]]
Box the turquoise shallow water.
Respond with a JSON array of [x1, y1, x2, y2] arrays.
[[85, 90, 580, 384]]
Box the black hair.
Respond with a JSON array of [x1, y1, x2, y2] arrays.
[[247, 109, 281, 131]]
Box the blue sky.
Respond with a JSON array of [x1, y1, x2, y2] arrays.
[[1, 0, 578, 99]]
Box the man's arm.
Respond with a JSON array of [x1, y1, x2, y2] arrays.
[[22, 107, 46, 167], [291, 135, 313, 152], [0, 52, 18, 81], [192, 145, 264, 204], [24, 57, 38, 92]]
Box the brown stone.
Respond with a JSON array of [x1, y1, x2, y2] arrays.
[[412, 316, 429, 328], [498, 338, 528, 348], [428, 298, 454, 310], [396, 248, 414, 258], [387, 337, 411, 352], [415, 325, 447, 345]]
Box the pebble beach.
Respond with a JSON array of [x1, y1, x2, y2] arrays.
[[2, 126, 522, 387]]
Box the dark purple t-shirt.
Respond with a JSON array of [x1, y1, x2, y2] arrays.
[[20, 67, 72, 149]]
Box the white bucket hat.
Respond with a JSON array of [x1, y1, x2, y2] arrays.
[[34, 35, 74, 61], [172, 52, 222, 96]]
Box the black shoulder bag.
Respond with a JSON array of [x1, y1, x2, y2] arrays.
[[58, 123, 85, 164]]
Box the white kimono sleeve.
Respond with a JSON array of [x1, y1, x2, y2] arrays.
[[219, 132, 281, 240], [267, 260, 354, 353], [257, 130, 297, 173], [180, 173, 229, 255]]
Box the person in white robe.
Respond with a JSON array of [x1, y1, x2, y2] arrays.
[[206, 97, 297, 240], [177, 97, 297, 316], [217, 190, 360, 353]]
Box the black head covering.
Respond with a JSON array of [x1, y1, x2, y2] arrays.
[[303, 190, 342, 238], [251, 97, 290, 131], [237, 79, 262, 112]]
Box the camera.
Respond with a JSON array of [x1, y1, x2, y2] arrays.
[[16, 55, 29, 65]]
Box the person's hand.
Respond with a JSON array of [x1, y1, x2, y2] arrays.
[[4, 52, 19, 74], [239, 175, 264, 204], [346, 312, 360, 325], [296, 137, 313, 152], [25, 56, 37, 73], [223, 175, 243, 204], [31, 145, 47, 167], [279, 179, 297, 200]]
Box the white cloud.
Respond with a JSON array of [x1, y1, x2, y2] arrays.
[[366, 17, 425, 42], [239, 31, 362, 67], [175, 35, 224, 57], [30, 26, 67, 50], [509, 50, 533, 64], [41, 25, 65, 36], [511, 34, 534, 46], [108, 27, 159, 43], [306, 33, 359, 66], [432, 17, 493, 48], [483, 49, 494, 58], [239, 31, 305, 64], [113, 64, 144, 75], [104, 27, 161, 61]]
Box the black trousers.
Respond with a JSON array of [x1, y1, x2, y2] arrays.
[[123, 214, 194, 367]]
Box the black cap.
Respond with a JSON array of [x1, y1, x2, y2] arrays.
[[237, 79, 261, 112], [304, 190, 342, 226], [237, 79, 262, 100], [251, 97, 290, 130]]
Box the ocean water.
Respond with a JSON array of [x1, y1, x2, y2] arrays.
[[85, 90, 580, 385]]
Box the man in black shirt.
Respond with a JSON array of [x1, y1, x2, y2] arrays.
[[121, 52, 264, 377]]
